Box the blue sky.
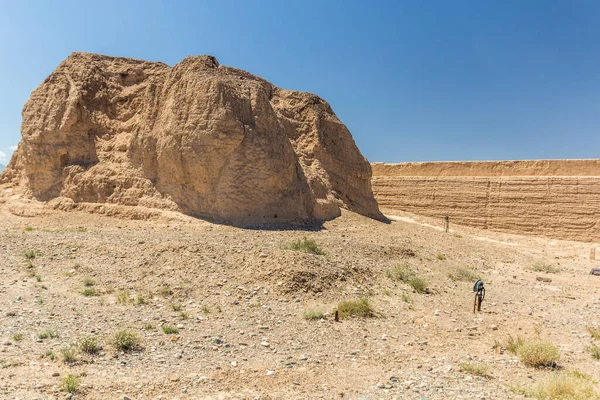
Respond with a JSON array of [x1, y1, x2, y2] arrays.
[[1, 0, 599, 164]]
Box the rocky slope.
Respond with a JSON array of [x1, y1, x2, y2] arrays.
[[372, 160, 600, 242], [1, 53, 383, 224]]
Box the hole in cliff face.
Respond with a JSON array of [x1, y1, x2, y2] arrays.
[[60, 153, 70, 167]]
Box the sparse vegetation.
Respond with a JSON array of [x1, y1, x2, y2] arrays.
[[171, 303, 182, 311], [448, 267, 480, 282], [387, 264, 428, 293], [136, 295, 145, 305], [517, 339, 560, 368], [286, 237, 325, 255], [143, 323, 154, 330], [587, 327, 600, 341], [12, 333, 24, 342], [335, 298, 376, 319], [401, 293, 412, 304], [180, 311, 190, 320], [111, 329, 141, 351], [162, 325, 179, 334], [506, 335, 525, 354], [436, 253, 447, 261], [408, 276, 428, 294], [37, 327, 59, 340], [459, 362, 490, 378], [60, 374, 81, 394], [116, 291, 131, 304], [587, 343, 600, 360], [303, 309, 324, 320], [23, 226, 34, 232], [527, 371, 599, 400], [159, 286, 173, 297], [78, 336, 101, 354], [529, 264, 560, 274], [201, 306, 211, 314], [24, 250, 39, 259], [81, 288, 96, 296], [383, 289, 393, 296], [60, 346, 78, 364], [42, 350, 56, 361], [83, 278, 95, 287], [387, 263, 414, 282]]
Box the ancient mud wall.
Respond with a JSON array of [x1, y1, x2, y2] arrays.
[[371, 160, 600, 242]]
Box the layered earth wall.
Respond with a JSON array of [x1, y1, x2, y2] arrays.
[[371, 160, 600, 242]]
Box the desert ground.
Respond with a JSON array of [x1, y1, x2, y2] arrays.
[[0, 203, 599, 400]]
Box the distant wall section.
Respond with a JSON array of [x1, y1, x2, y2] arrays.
[[371, 160, 600, 242]]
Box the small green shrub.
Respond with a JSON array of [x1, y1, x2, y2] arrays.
[[587, 343, 600, 360], [387, 264, 428, 293], [201, 306, 210, 314], [387, 263, 414, 282], [60, 374, 80, 393], [162, 325, 179, 334], [78, 336, 100, 354], [111, 329, 141, 351], [143, 323, 154, 330], [171, 304, 182, 311], [303, 309, 324, 320], [60, 346, 78, 364], [517, 340, 560, 368], [459, 362, 490, 377], [529, 264, 560, 274], [24, 226, 34, 232], [24, 250, 39, 260], [135, 295, 145, 305], [116, 291, 131, 305], [286, 237, 325, 255], [408, 276, 428, 294], [180, 311, 190, 320], [336, 298, 376, 319], [37, 327, 59, 340], [35, 275, 42, 282], [81, 288, 96, 297], [42, 350, 55, 361], [12, 333, 24, 342]]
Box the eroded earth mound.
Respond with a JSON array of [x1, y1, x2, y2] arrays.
[[1, 52, 383, 223]]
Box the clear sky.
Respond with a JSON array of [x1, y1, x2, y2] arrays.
[[1, 0, 599, 164]]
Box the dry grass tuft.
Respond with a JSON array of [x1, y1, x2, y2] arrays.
[[111, 329, 141, 352], [529, 264, 560, 274], [459, 362, 490, 378], [335, 298, 376, 319], [587, 327, 600, 341], [303, 309, 324, 320], [517, 340, 560, 368], [61, 374, 80, 393], [527, 371, 599, 400], [388, 264, 428, 294], [286, 237, 325, 255]]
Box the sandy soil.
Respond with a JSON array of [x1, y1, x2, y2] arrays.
[[0, 204, 599, 399]]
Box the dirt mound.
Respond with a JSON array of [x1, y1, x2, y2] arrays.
[[2, 52, 383, 223]]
